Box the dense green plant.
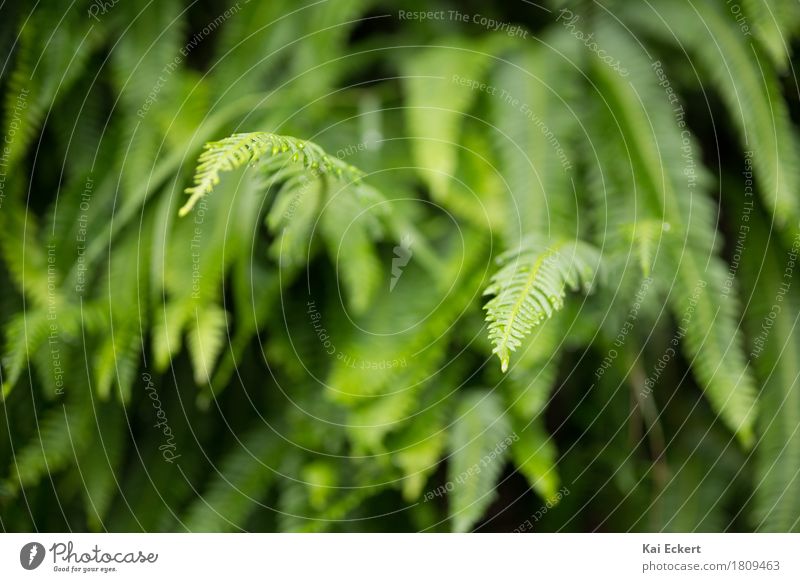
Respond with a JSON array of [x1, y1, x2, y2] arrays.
[[1, 0, 799, 532]]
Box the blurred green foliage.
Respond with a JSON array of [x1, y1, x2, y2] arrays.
[[1, 0, 799, 532]]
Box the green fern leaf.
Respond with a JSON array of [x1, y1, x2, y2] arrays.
[[742, 0, 800, 71], [499, 317, 564, 499], [152, 301, 191, 372], [484, 236, 600, 372], [183, 428, 281, 531], [319, 184, 385, 314], [628, 0, 800, 240], [2, 310, 50, 398], [403, 38, 494, 202], [180, 132, 363, 216], [741, 221, 800, 531], [187, 305, 228, 386], [511, 419, 560, 502], [448, 390, 512, 532], [5, 387, 93, 492], [491, 34, 582, 243], [592, 19, 759, 445], [80, 403, 125, 531]]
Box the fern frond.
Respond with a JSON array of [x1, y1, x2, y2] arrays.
[[110, 0, 184, 206], [624, 220, 672, 279], [511, 418, 560, 502], [3, 6, 99, 172], [742, 0, 800, 71], [187, 305, 228, 386], [289, 0, 372, 97], [0, 202, 62, 309], [277, 462, 386, 533], [741, 221, 800, 531], [389, 384, 451, 501], [183, 427, 282, 532], [180, 132, 363, 216], [591, 18, 759, 444], [152, 301, 192, 372], [326, 228, 489, 407], [266, 174, 324, 267], [403, 38, 494, 202], [627, 0, 800, 240], [498, 316, 565, 499], [484, 236, 600, 372], [448, 390, 512, 532], [94, 327, 141, 403], [491, 33, 582, 243], [6, 386, 93, 493], [209, 259, 279, 396], [211, 0, 298, 103], [319, 183, 385, 314], [79, 402, 125, 531], [2, 310, 50, 398]]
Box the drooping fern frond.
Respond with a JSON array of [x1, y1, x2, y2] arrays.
[[2, 310, 49, 398], [5, 385, 93, 493], [180, 132, 364, 216], [319, 183, 385, 315], [626, 0, 800, 242], [389, 379, 452, 502], [447, 390, 512, 532], [740, 220, 800, 531], [742, 0, 800, 71], [491, 32, 583, 244], [277, 459, 387, 533], [187, 305, 229, 386], [403, 38, 495, 202], [591, 18, 759, 445], [500, 317, 565, 501], [484, 236, 601, 372], [624, 220, 672, 279], [2, 5, 100, 173], [79, 402, 125, 531], [183, 427, 283, 532]]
